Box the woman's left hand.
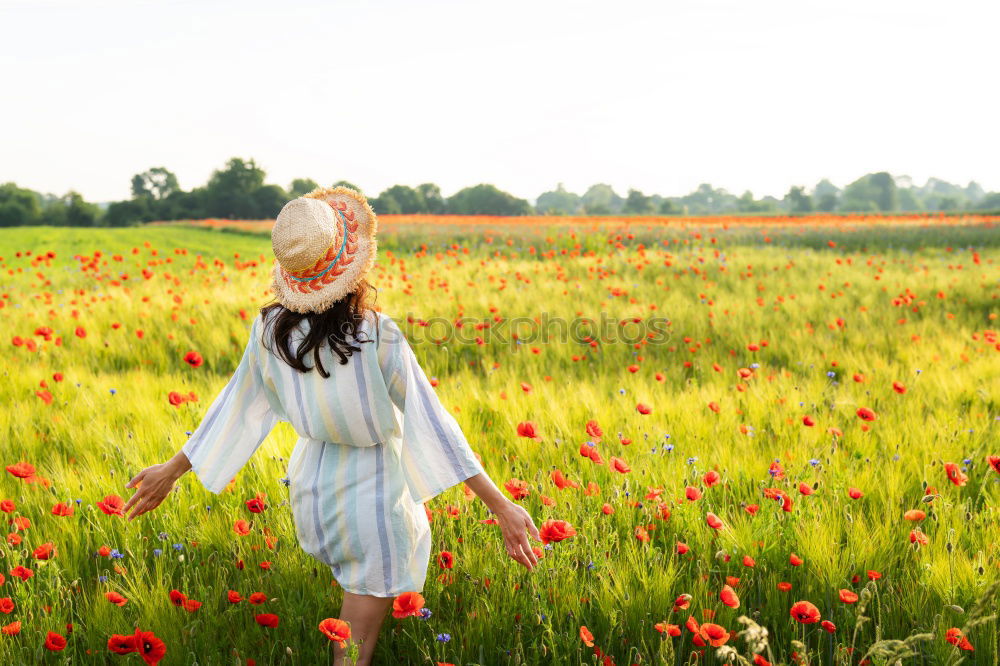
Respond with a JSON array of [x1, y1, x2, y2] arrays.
[[122, 462, 182, 521]]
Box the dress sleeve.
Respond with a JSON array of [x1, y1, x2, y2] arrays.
[[376, 313, 485, 505], [181, 315, 280, 494]]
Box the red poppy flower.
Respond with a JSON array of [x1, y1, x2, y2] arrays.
[[685, 486, 702, 501], [676, 542, 689, 555], [698, 622, 729, 647], [44, 631, 67, 651], [609, 457, 631, 474], [892, 381, 906, 394], [33, 542, 55, 559], [245, 493, 267, 513], [856, 407, 877, 421], [945, 627, 974, 651], [6, 462, 35, 479], [392, 591, 426, 618], [10, 566, 32, 581], [707, 401, 720, 413], [579, 625, 594, 647], [703, 470, 720, 487], [539, 519, 577, 545], [705, 512, 723, 530], [504, 479, 529, 500], [319, 618, 352, 647], [255, 613, 279, 628], [848, 487, 863, 499], [821, 620, 836, 633], [0, 500, 13, 513], [585, 420, 603, 439], [944, 462, 968, 487], [233, 519, 251, 535], [97, 495, 125, 516], [754, 655, 772, 666], [183, 351, 203, 367], [636, 403, 652, 415], [51, 502, 74, 517], [777, 582, 792, 592], [720, 585, 740, 608], [249, 592, 268, 605], [0, 598, 13, 614], [839, 589, 858, 603], [168, 590, 186, 607], [802, 415, 815, 427], [437, 551, 454, 569], [988, 456, 1000, 475], [105, 591, 128, 606], [790, 600, 821, 623], [789, 553, 803, 566], [227, 590, 243, 603], [904, 509, 925, 521], [654, 622, 681, 636], [516, 421, 540, 439]]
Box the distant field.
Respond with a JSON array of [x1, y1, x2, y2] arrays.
[[0, 218, 997, 664]]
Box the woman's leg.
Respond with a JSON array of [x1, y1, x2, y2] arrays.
[[331, 591, 394, 666]]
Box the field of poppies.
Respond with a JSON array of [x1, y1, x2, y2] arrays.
[[1, 213, 998, 665]]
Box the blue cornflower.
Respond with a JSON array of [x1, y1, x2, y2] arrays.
[[280, 477, 290, 487], [750, 362, 759, 369], [109, 389, 117, 395], [664, 444, 674, 452], [436, 633, 451, 643], [110, 549, 124, 559], [687, 457, 698, 465], [153, 549, 163, 557], [185, 431, 192, 436], [586, 561, 596, 571], [99, 575, 108, 583], [158, 532, 169, 540], [75, 499, 82, 505], [826, 371, 836, 378], [172, 543, 183, 551], [618, 388, 626, 395], [419, 608, 432, 620]]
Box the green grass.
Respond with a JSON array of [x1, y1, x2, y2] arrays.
[[0, 221, 997, 665]]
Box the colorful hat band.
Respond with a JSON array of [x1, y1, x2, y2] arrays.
[[287, 206, 350, 282]]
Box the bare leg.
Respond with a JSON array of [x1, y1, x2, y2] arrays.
[[331, 591, 394, 666]]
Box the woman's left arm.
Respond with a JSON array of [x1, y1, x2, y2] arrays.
[[123, 315, 279, 520]]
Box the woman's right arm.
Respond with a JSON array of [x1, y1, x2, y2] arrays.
[[462, 472, 542, 571]]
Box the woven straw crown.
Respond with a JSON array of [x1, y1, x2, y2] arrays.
[[270, 186, 378, 314]]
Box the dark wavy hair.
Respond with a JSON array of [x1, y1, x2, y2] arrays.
[[259, 280, 378, 378]]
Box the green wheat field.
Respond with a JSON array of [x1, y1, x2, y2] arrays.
[[0, 217, 997, 665]]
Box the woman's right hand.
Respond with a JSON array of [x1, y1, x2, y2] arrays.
[[494, 500, 542, 570]]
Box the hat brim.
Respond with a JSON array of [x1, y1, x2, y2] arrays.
[[270, 186, 378, 314]]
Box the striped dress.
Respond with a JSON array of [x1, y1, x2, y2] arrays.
[[180, 308, 486, 597]]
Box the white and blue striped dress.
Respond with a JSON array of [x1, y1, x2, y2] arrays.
[[180, 308, 486, 597]]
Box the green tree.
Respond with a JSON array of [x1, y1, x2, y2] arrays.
[[376, 185, 426, 214], [104, 198, 151, 227], [536, 183, 581, 215], [842, 172, 897, 212], [0, 183, 43, 226], [784, 186, 813, 213], [623, 188, 655, 215], [61, 191, 101, 227], [289, 178, 319, 198], [251, 184, 288, 218], [417, 183, 446, 214], [581, 184, 623, 215], [130, 167, 179, 201], [332, 180, 362, 193], [659, 199, 681, 215], [205, 158, 267, 218], [446, 184, 532, 215]]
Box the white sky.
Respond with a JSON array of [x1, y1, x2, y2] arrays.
[[1, 0, 997, 203]]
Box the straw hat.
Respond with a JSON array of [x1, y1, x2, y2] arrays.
[[270, 185, 378, 314]]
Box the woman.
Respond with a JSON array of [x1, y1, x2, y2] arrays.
[[122, 186, 541, 666]]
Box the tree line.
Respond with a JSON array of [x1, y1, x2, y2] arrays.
[[1, 157, 998, 227]]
